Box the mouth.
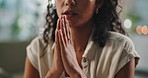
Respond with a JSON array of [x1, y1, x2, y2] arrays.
[[62, 10, 78, 18]]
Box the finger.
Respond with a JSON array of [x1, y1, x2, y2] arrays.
[[58, 30, 65, 58], [69, 28, 73, 45], [56, 19, 60, 30], [63, 16, 70, 43], [58, 31, 69, 68], [63, 16, 68, 38], [62, 18, 69, 44], [55, 30, 60, 49], [65, 16, 73, 44], [56, 30, 63, 57], [60, 18, 67, 44], [55, 19, 61, 51], [55, 19, 61, 45], [58, 30, 66, 51]]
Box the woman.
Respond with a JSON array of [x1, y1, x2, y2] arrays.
[[24, 0, 140, 78]]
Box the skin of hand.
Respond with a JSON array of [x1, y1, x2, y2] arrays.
[[57, 15, 86, 78], [45, 17, 65, 78]]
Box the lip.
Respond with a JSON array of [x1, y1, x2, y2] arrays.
[[62, 9, 78, 18]]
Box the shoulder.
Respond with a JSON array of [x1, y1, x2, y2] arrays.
[[28, 35, 46, 49], [27, 34, 54, 54], [106, 31, 137, 54], [26, 35, 44, 55], [26, 35, 50, 71], [108, 31, 134, 47], [109, 32, 140, 74]]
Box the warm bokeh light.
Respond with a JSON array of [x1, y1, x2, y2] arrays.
[[136, 25, 142, 34], [141, 26, 148, 35], [136, 25, 148, 35]]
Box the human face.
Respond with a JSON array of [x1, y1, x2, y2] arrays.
[[55, 0, 101, 27]]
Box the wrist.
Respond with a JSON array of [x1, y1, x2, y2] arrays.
[[45, 69, 63, 78], [69, 69, 87, 78], [76, 71, 87, 78]]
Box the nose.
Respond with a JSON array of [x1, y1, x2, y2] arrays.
[[65, 0, 76, 6]]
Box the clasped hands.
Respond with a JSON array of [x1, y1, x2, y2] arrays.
[[45, 15, 86, 78]]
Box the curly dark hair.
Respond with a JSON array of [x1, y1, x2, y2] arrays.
[[43, 0, 126, 48]]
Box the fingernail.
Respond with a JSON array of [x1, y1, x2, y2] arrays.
[[62, 15, 64, 19], [59, 15, 61, 19], [65, 15, 67, 19], [62, 19, 64, 24], [59, 29, 61, 32]]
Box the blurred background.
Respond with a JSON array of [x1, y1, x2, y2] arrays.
[[0, 0, 148, 78]]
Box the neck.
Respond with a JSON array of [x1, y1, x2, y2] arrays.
[[70, 21, 94, 52]]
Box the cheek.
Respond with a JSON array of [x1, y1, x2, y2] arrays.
[[55, 0, 63, 17], [77, 4, 96, 24], [78, 1, 96, 14], [81, 5, 96, 17]]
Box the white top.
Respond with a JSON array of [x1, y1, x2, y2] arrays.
[[26, 31, 140, 78]]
